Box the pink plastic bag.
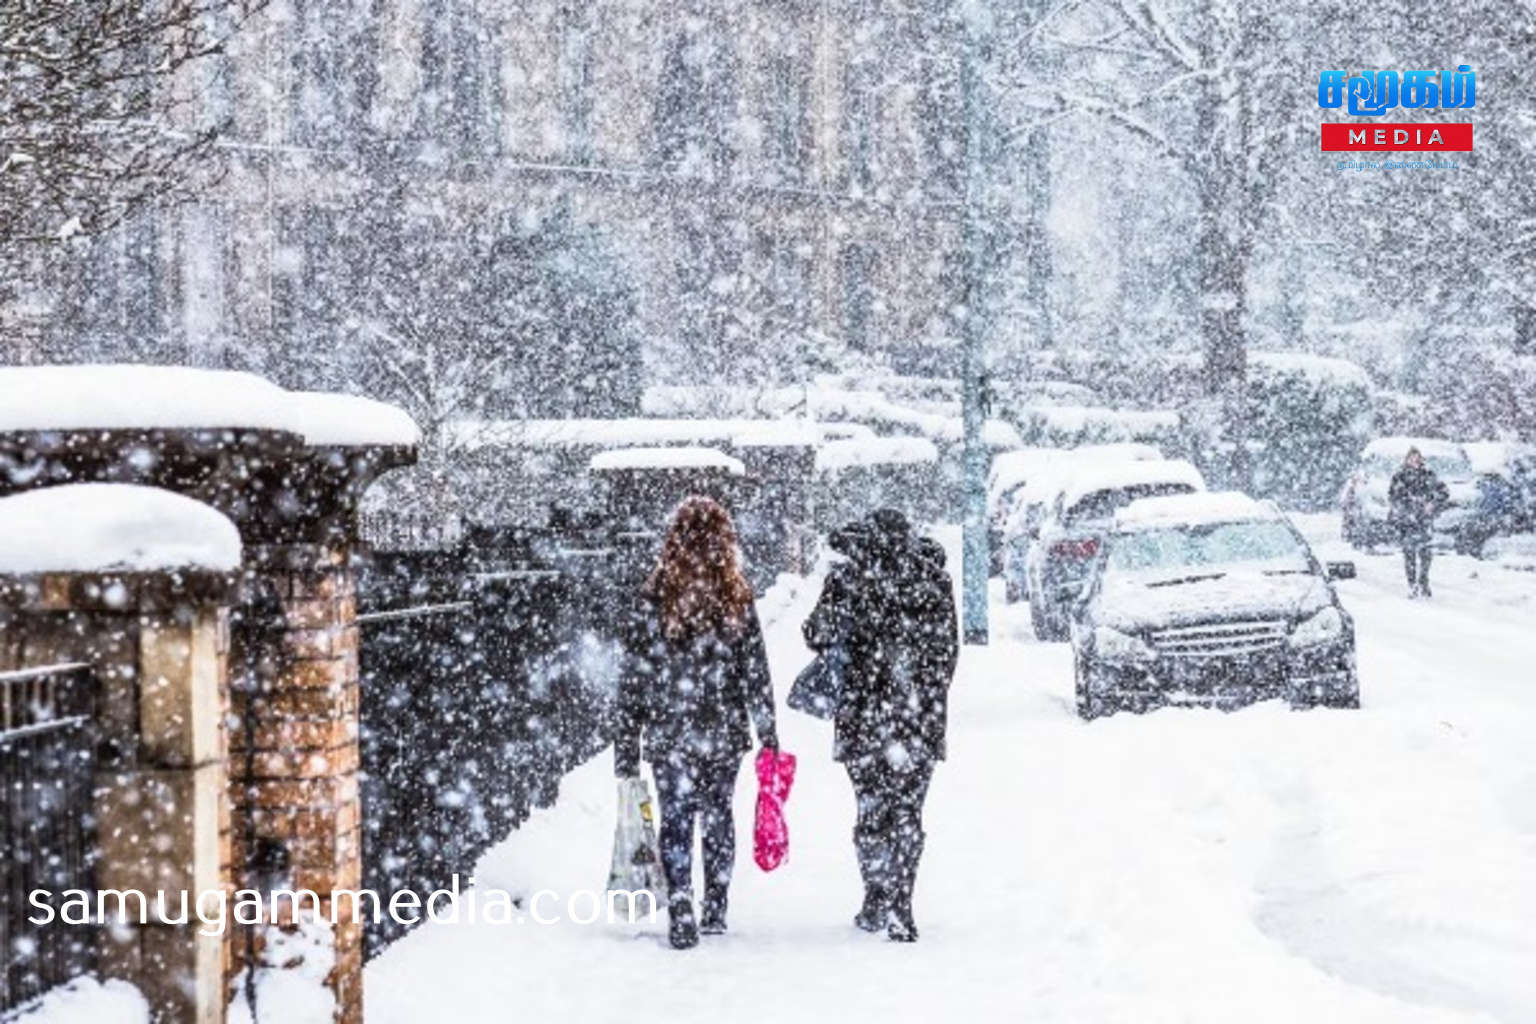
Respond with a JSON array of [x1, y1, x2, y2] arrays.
[[753, 747, 797, 872]]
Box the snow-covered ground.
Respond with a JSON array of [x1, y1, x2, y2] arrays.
[[366, 516, 1536, 1024]]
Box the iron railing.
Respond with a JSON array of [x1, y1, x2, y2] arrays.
[[356, 554, 615, 959], [1, 663, 96, 1017]]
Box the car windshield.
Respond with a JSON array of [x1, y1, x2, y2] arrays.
[[1065, 482, 1195, 524], [1106, 520, 1311, 577]]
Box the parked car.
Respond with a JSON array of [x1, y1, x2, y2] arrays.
[[1072, 492, 1359, 719], [1341, 437, 1479, 552], [1462, 441, 1536, 553], [1000, 466, 1075, 604], [987, 443, 1161, 575], [1022, 459, 1206, 641]]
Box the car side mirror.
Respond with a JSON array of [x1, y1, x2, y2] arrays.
[[1326, 561, 1356, 581]]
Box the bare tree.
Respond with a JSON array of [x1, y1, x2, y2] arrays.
[[0, 0, 266, 263]]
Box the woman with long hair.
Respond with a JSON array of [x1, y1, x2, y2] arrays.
[[615, 495, 778, 949]]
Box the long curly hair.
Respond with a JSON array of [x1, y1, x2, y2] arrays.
[[647, 495, 754, 641]]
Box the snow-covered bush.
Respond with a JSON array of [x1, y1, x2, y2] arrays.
[[1011, 405, 1183, 450], [1245, 353, 1373, 510]]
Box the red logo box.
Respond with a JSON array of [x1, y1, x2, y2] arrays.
[[1321, 123, 1472, 151]]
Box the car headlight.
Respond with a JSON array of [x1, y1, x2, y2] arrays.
[[1091, 626, 1156, 664], [1289, 606, 1344, 648]]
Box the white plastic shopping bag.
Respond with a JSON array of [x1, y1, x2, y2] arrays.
[[607, 777, 666, 917]]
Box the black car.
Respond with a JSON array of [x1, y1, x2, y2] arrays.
[[1072, 492, 1359, 719]]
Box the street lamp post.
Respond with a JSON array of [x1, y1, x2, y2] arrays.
[[959, 2, 992, 646]]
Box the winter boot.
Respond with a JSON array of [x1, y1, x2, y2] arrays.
[[853, 885, 889, 932], [668, 893, 699, 950], [887, 892, 918, 943], [887, 831, 924, 943], [699, 886, 728, 935], [853, 828, 891, 931]]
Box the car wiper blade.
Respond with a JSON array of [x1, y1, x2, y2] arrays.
[[1262, 569, 1314, 576], [1145, 572, 1226, 587]]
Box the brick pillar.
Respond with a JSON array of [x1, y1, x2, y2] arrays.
[[0, 570, 235, 1024], [229, 543, 363, 1024]]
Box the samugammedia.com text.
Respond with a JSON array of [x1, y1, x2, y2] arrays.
[[28, 875, 658, 936]]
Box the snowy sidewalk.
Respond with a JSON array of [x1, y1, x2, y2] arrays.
[[367, 528, 1536, 1024]]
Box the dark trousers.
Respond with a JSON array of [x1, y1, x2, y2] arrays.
[[846, 757, 934, 900], [652, 755, 741, 899], [1403, 542, 1432, 591]]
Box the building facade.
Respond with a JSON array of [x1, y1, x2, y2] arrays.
[[20, 1, 999, 389]]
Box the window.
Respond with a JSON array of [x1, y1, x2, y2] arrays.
[[840, 244, 873, 351], [766, 55, 809, 183]]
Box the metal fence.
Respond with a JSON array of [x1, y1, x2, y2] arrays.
[[1, 664, 96, 1017], [356, 549, 618, 958]]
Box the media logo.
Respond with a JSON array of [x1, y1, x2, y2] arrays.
[[1317, 66, 1474, 152]]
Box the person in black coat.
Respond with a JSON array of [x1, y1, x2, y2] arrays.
[[802, 508, 958, 942], [615, 496, 778, 949], [1389, 448, 1450, 598]]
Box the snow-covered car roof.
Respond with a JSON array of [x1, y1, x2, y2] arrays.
[[1360, 436, 1467, 463], [1113, 491, 1281, 532], [815, 436, 939, 473], [1001, 465, 1079, 533], [988, 443, 1164, 509], [1057, 459, 1206, 512], [589, 446, 745, 475], [1464, 441, 1536, 476]]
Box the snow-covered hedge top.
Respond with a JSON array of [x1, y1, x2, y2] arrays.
[[447, 418, 816, 451], [807, 389, 1023, 450], [0, 365, 420, 448], [816, 422, 877, 442], [1250, 351, 1372, 391], [0, 484, 242, 574], [1114, 491, 1278, 532], [589, 447, 745, 475], [1019, 405, 1180, 436], [1361, 436, 1466, 462], [815, 437, 939, 473], [1058, 459, 1206, 511]]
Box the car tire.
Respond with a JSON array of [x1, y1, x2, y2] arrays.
[[1075, 656, 1112, 720], [1075, 657, 1112, 721], [1032, 599, 1066, 642], [1293, 674, 1360, 711]]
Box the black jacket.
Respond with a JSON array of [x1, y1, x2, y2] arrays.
[[1389, 463, 1449, 534], [615, 594, 777, 776], [803, 518, 958, 764]]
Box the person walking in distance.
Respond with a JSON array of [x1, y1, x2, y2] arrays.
[[1389, 447, 1450, 598], [615, 496, 779, 949], [803, 509, 958, 942]]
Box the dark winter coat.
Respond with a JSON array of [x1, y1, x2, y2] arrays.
[[614, 593, 777, 777], [803, 513, 958, 766], [1388, 463, 1450, 541]]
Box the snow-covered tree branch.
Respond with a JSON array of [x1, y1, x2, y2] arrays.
[[0, 0, 266, 263]]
